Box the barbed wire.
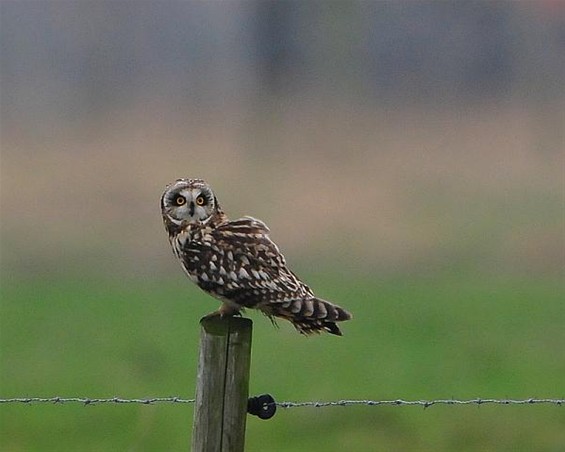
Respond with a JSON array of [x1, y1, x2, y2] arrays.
[[0, 397, 563, 408], [276, 398, 564, 408], [0, 397, 194, 405]]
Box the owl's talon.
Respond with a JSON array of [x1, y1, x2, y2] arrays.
[[202, 308, 241, 321], [202, 310, 222, 320]]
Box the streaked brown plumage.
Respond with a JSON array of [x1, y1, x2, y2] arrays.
[[160, 178, 352, 335]]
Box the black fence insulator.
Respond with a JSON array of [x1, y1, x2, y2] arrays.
[[247, 394, 276, 420]]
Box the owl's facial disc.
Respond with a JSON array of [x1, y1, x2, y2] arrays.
[[163, 181, 215, 225]]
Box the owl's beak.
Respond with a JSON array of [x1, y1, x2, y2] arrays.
[[188, 201, 195, 217]]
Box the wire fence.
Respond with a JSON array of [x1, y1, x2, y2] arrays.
[[1, 397, 563, 408]]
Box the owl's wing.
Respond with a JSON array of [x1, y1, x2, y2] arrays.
[[214, 216, 285, 266], [208, 216, 314, 307], [209, 216, 351, 335]]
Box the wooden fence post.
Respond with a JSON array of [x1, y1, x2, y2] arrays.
[[191, 316, 253, 452]]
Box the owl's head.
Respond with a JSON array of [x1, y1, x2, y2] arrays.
[[161, 178, 222, 227]]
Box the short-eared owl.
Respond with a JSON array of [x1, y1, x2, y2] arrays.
[[160, 178, 352, 335]]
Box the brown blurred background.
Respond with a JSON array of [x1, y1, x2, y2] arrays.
[[1, 1, 563, 282]]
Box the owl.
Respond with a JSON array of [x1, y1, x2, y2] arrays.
[[160, 178, 352, 335]]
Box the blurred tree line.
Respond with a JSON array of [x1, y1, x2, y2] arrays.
[[1, 1, 563, 125]]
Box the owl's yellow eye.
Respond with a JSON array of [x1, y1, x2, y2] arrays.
[[195, 196, 206, 206], [175, 196, 186, 206]]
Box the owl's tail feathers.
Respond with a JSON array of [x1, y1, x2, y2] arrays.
[[275, 297, 352, 336]]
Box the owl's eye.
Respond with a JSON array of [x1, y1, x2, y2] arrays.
[[175, 196, 186, 206], [195, 195, 206, 206]]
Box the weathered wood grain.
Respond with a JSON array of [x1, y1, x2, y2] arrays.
[[191, 316, 252, 452]]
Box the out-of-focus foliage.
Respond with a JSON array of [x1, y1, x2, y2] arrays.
[[1, 276, 564, 451]]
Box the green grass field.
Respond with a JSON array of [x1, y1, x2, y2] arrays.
[[1, 273, 564, 451]]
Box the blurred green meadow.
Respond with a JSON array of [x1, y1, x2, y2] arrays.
[[1, 272, 564, 451]]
